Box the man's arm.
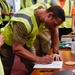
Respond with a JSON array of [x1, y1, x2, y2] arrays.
[[50, 27, 59, 53], [13, 42, 53, 64], [49, 28, 62, 61], [1, 9, 13, 16], [12, 21, 53, 64]]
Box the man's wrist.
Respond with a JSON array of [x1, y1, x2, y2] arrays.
[[53, 50, 59, 54]]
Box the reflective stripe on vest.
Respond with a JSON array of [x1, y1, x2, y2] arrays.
[[13, 14, 33, 32], [0, 10, 2, 24]]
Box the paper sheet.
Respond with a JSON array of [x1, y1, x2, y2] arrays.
[[33, 61, 63, 68]]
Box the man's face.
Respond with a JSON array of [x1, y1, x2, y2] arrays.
[[44, 15, 63, 30]]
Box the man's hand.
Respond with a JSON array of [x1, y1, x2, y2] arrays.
[[38, 55, 53, 64], [6, 12, 13, 16], [50, 54, 62, 61]]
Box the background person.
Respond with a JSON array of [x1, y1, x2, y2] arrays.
[[57, 0, 73, 40], [0, 0, 13, 27], [72, 0, 75, 33]]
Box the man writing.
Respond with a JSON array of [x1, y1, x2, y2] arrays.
[[1, 3, 65, 75]]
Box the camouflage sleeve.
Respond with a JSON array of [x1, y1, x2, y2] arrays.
[[13, 21, 28, 45]]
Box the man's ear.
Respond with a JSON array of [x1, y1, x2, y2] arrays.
[[48, 12, 53, 18]]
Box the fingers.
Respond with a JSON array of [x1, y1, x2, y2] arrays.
[[56, 56, 62, 61], [39, 55, 53, 64], [46, 55, 53, 64], [39, 54, 62, 64], [51, 54, 62, 61]]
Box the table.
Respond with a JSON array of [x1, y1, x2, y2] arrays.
[[31, 48, 75, 75]]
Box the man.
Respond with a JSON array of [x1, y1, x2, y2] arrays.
[[57, 0, 73, 40], [0, 0, 13, 27], [1, 3, 65, 75]]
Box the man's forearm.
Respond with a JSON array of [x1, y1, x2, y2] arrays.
[[50, 28, 59, 53], [13, 43, 40, 63]]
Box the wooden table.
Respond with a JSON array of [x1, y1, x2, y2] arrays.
[[31, 48, 75, 75]]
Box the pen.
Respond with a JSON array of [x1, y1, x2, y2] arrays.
[[40, 69, 54, 72]]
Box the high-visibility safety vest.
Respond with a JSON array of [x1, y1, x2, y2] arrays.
[[58, 0, 73, 28], [37, 0, 51, 5], [0, 57, 4, 75], [20, 0, 35, 9], [1, 3, 50, 47], [0, 7, 2, 24], [73, 0, 75, 5], [0, 0, 12, 21]]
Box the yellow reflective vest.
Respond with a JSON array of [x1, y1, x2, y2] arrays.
[[0, 1, 12, 21], [73, 0, 75, 5], [1, 3, 50, 47], [58, 0, 73, 28], [0, 57, 4, 75], [20, 0, 35, 9], [0, 8, 2, 24], [37, 0, 51, 5]]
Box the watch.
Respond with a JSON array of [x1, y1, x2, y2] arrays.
[[53, 51, 59, 54]]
